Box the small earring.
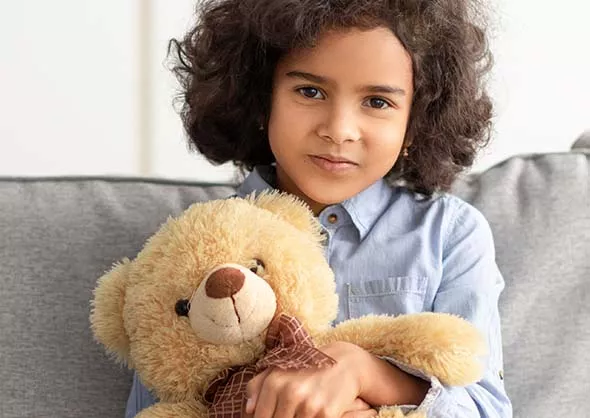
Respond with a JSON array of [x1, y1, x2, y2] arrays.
[[258, 124, 264, 131], [402, 148, 409, 158]]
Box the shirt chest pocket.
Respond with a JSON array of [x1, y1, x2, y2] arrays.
[[347, 276, 428, 319]]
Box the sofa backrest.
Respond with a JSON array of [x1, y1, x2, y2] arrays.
[[0, 179, 235, 418], [1, 133, 588, 417], [452, 133, 590, 417]]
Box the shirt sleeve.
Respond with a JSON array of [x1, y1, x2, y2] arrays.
[[384, 200, 512, 417], [125, 372, 158, 418]]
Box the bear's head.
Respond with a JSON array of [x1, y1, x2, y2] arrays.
[[90, 192, 338, 402]]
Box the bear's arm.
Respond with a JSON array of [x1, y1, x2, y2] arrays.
[[313, 313, 485, 386]]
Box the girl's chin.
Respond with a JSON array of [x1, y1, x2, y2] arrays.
[[299, 183, 361, 206]]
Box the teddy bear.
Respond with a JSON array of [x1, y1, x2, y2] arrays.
[[90, 192, 485, 418]]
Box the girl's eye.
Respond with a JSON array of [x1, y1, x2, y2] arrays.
[[364, 97, 392, 109], [297, 87, 324, 99]]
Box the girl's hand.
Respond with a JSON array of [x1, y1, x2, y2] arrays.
[[243, 341, 375, 418]]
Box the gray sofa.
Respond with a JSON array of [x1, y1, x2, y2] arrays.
[[1, 133, 588, 418]]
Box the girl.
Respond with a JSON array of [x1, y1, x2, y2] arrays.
[[126, 0, 512, 417]]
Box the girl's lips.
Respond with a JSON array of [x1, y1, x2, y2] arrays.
[[314, 154, 357, 164], [309, 155, 358, 173]]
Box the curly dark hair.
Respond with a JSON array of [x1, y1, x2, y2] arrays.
[[169, 0, 493, 194]]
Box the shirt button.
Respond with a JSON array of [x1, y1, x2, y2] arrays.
[[327, 214, 338, 224]]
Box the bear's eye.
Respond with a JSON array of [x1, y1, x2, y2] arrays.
[[249, 258, 265, 275], [175, 299, 190, 317]]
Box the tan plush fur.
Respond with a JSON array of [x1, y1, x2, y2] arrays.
[[90, 192, 485, 418]]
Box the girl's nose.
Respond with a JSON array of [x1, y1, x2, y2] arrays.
[[317, 105, 361, 144]]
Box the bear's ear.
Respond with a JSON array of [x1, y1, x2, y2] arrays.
[[90, 259, 132, 366], [248, 191, 322, 238]]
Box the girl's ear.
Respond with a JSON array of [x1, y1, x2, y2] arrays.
[[90, 259, 133, 366], [248, 191, 323, 239]]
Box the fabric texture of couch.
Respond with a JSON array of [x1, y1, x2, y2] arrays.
[[1, 132, 588, 418]]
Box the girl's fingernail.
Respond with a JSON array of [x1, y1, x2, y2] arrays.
[[245, 398, 254, 413]]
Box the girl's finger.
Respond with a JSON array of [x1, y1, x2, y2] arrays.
[[244, 368, 273, 415], [253, 370, 281, 418], [344, 398, 372, 412], [273, 388, 299, 418]]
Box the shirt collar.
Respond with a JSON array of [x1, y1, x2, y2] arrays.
[[340, 178, 394, 240], [236, 165, 394, 240], [235, 166, 276, 197]]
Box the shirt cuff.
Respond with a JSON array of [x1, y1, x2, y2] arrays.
[[379, 356, 444, 414]]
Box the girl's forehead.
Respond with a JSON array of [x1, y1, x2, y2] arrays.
[[276, 27, 413, 88]]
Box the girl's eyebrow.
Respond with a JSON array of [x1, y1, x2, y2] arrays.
[[286, 70, 328, 84], [285, 70, 406, 96]]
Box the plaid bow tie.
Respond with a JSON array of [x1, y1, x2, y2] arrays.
[[204, 314, 336, 418]]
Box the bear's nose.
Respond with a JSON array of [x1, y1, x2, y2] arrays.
[[205, 267, 245, 298]]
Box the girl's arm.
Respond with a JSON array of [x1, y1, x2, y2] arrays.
[[374, 203, 512, 417], [425, 203, 511, 417], [355, 348, 431, 406]]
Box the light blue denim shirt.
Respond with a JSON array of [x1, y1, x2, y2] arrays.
[[125, 166, 512, 417]]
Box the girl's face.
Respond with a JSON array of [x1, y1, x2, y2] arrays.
[[268, 26, 414, 215]]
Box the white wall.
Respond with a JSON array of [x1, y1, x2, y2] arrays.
[[147, 0, 237, 183], [1, 0, 589, 181], [0, 0, 141, 176], [479, 0, 590, 170]]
